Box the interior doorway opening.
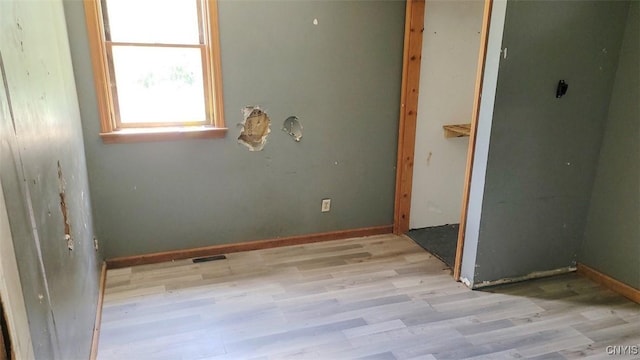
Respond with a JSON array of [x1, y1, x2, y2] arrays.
[[394, 0, 493, 279], [407, 0, 486, 269]]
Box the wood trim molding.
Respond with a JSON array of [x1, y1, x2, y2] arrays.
[[90, 262, 107, 360], [106, 225, 393, 269], [100, 126, 227, 144], [577, 263, 640, 304], [83, 0, 113, 135], [205, 0, 225, 129], [453, 0, 494, 280], [393, 0, 425, 235]]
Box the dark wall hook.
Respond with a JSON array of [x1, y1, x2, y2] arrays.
[[556, 80, 568, 98]]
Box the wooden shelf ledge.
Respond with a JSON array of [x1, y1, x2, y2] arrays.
[[443, 124, 471, 138]]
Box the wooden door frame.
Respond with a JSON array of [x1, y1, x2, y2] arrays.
[[393, 0, 425, 236], [393, 0, 494, 281]]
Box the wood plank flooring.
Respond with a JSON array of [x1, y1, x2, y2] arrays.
[[97, 234, 640, 360]]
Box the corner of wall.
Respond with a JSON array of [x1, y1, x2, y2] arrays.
[[460, 0, 508, 287], [579, 1, 639, 289]]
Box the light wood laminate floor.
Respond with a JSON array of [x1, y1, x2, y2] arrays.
[[97, 234, 639, 360]]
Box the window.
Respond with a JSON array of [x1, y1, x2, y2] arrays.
[[84, 0, 226, 143]]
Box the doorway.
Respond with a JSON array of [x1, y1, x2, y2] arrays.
[[394, 0, 493, 278], [407, 0, 485, 269]]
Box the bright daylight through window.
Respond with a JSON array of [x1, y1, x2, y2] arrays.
[[84, 0, 226, 143]]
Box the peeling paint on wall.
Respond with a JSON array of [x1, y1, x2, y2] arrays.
[[238, 106, 270, 151], [57, 161, 72, 251]]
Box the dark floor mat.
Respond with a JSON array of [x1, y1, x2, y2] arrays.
[[407, 224, 459, 268]]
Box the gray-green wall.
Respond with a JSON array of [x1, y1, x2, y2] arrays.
[[0, 0, 102, 358], [63, 0, 405, 259], [581, 2, 639, 290], [467, 0, 630, 284]]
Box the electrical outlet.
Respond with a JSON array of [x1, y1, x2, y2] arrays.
[[321, 198, 331, 212]]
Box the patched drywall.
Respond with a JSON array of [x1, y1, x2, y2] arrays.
[[64, 1, 404, 258], [581, 2, 639, 289], [410, 0, 484, 229], [0, 1, 101, 358], [466, 0, 629, 285]]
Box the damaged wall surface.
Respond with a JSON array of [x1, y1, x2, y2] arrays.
[[463, 0, 629, 286], [0, 0, 102, 358], [64, 0, 405, 258], [581, 2, 639, 290]]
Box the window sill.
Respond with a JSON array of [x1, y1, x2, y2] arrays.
[[99, 126, 228, 144]]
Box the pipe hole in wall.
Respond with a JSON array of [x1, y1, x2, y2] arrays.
[[282, 116, 303, 142]]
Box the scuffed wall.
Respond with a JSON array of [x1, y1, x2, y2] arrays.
[[64, 0, 405, 258], [0, 0, 102, 358], [581, 2, 639, 289]]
